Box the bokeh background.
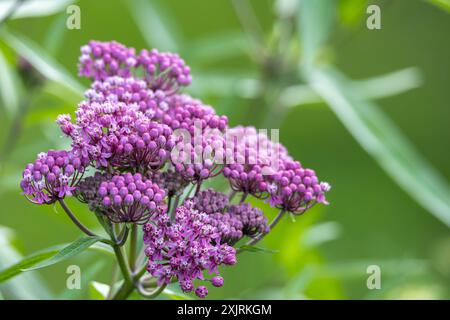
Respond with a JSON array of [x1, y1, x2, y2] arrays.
[[0, 0, 449, 299]]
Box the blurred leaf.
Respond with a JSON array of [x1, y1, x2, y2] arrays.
[[189, 72, 259, 98], [281, 67, 423, 107], [89, 281, 109, 300], [0, 0, 74, 21], [298, 0, 336, 67], [186, 32, 248, 64], [127, 0, 181, 51], [426, 0, 450, 12], [22, 236, 102, 272], [43, 13, 68, 56], [338, 0, 367, 26], [238, 244, 278, 254], [1, 30, 84, 96], [0, 226, 52, 299], [306, 67, 450, 226], [0, 48, 20, 116], [301, 221, 341, 248]]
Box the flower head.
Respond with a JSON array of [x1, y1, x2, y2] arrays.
[[267, 160, 331, 214], [223, 126, 290, 198], [98, 173, 166, 224], [191, 189, 229, 214], [143, 202, 236, 298], [20, 150, 86, 204]]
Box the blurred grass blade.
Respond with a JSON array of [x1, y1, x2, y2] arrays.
[[23, 236, 102, 271], [127, 0, 180, 51], [1, 30, 84, 96], [281, 68, 423, 107], [298, 0, 335, 67], [307, 67, 450, 226], [0, 226, 52, 299], [0, 0, 74, 21], [0, 48, 20, 116], [426, 0, 450, 12]]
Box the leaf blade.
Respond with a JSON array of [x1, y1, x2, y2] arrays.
[[1, 30, 84, 96], [23, 236, 102, 271], [307, 66, 450, 226]]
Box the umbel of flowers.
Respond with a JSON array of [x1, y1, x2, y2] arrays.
[[20, 40, 331, 299]]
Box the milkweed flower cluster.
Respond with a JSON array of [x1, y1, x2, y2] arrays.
[[20, 40, 331, 299], [21, 150, 87, 204], [143, 202, 236, 297], [191, 190, 269, 245]]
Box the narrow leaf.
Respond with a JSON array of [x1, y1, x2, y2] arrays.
[[22, 236, 102, 271], [0, 48, 20, 116], [307, 67, 450, 226], [1, 30, 84, 96], [298, 0, 336, 67], [281, 68, 423, 107], [0, 0, 74, 21], [0, 226, 52, 299], [238, 245, 278, 254], [127, 0, 181, 51], [0, 250, 58, 283]]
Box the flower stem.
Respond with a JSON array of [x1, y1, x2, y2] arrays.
[[240, 192, 248, 203], [58, 199, 97, 237], [129, 224, 137, 271]]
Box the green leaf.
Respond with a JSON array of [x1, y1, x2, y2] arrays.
[[0, 0, 75, 21], [426, 0, 450, 12], [1, 30, 84, 96], [0, 48, 21, 116], [126, 0, 181, 51], [238, 244, 278, 254], [298, 0, 336, 68], [23, 236, 102, 271], [0, 235, 109, 284], [281, 68, 423, 107], [0, 249, 59, 283], [0, 226, 53, 299], [186, 32, 248, 65], [89, 281, 110, 300], [306, 67, 450, 226]]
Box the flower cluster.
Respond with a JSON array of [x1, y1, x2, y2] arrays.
[[268, 160, 331, 214], [97, 173, 166, 224], [79, 41, 191, 92], [143, 203, 236, 298], [190, 189, 269, 245], [223, 126, 290, 198], [21, 40, 331, 299], [20, 150, 86, 204]]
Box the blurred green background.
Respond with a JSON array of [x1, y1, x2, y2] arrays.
[[0, 0, 449, 299]]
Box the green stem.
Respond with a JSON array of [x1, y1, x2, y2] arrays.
[[113, 244, 132, 285], [58, 199, 98, 237], [129, 224, 137, 271]]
